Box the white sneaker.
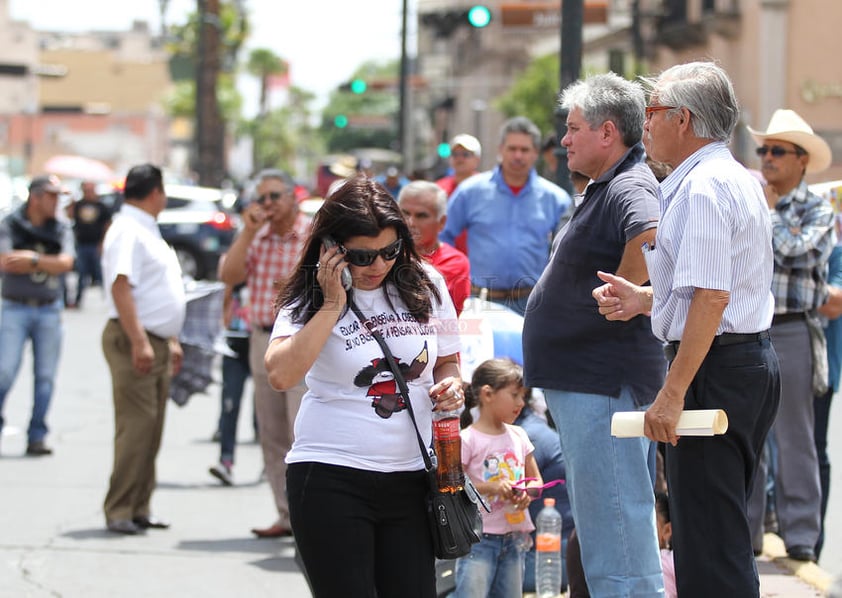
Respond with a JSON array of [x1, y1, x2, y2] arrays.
[[209, 462, 233, 486]]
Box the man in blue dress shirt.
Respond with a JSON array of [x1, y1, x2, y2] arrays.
[[440, 116, 570, 315]]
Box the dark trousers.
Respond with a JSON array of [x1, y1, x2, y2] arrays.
[[287, 462, 436, 598], [666, 338, 780, 598], [814, 387, 833, 557], [218, 337, 251, 464], [74, 243, 102, 305]]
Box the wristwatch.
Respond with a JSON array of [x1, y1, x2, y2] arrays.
[[30, 254, 39, 269]]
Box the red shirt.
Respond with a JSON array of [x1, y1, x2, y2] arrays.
[[426, 242, 470, 316], [246, 211, 312, 328]]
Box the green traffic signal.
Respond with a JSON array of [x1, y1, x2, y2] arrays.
[[350, 79, 367, 94], [437, 143, 451, 158], [334, 114, 349, 128], [467, 5, 491, 28]]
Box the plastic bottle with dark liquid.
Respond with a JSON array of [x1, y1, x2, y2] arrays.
[[433, 411, 464, 492]]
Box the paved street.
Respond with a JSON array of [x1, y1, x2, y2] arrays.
[[0, 289, 835, 597]]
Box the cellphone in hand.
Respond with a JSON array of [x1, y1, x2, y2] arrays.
[[322, 236, 352, 290]]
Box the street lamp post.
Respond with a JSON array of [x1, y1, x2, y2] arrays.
[[554, 0, 584, 194]]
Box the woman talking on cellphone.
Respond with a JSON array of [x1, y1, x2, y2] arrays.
[[264, 174, 463, 597]]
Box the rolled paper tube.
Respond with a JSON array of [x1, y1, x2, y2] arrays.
[[611, 409, 729, 438]]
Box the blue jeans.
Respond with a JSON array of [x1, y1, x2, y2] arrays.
[[544, 387, 664, 597], [0, 298, 63, 443], [218, 347, 250, 464], [454, 533, 525, 598], [74, 243, 102, 305]]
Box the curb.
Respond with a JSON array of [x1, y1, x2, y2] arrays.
[[763, 533, 836, 594]]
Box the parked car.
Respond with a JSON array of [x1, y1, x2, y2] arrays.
[[100, 184, 239, 280]]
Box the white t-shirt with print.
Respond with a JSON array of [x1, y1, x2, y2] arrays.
[[273, 265, 461, 473]]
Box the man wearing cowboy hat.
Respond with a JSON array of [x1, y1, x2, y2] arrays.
[[746, 108, 835, 563]]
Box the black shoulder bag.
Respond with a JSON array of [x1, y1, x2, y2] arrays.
[[348, 300, 489, 560]]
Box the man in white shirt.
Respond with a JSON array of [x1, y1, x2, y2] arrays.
[[592, 62, 781, 597], [101, 163, 186, 535]]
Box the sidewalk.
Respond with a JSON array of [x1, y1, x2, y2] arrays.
[[758, 534, 834, 597]]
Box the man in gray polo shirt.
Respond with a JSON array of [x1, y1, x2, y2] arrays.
[[0, 175, 75, 456]]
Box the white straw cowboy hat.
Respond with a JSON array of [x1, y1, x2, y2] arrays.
[[747, 109, 832, 174]]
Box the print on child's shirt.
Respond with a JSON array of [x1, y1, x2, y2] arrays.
[[483, 449, 526, 524], [353, 342, 429, 419]]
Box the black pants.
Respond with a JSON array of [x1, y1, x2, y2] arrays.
[[666, 338, 780, 598], [287, 462, 436, 598], [814, 387, 833, 557]]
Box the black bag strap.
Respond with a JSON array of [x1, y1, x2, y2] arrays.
[[348, 299, 435, 474]]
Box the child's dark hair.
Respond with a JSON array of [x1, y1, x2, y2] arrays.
[[460, 358, 524, 428], [655, 491, 670, 523]]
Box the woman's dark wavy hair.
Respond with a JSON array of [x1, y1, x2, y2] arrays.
[[276, 174, 440, 324]]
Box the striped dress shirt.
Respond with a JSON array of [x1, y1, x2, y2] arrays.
[[648, 142, 775, 343]]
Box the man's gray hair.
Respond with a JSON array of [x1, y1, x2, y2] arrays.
[[560, 72, 645, 148], [397, 180, 447, 218], [499, 116, 542, 150], [642, 61, 739, 143], [256, 168, 295, 190]]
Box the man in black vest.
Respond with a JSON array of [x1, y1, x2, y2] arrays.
[[0, 175, 75, 456]]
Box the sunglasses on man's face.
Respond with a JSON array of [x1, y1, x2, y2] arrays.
[[756, 145, 801, 158], [512, 477, 565, 500], [340, 238, 403, 267], [256, 190, 290, 205]]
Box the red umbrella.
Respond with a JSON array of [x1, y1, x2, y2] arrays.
[[43, 155, 116, 182]]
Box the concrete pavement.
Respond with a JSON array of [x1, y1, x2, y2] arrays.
[[0, 290, 833, 597]]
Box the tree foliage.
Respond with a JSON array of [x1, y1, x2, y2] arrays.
[[320, 60, 401, 153], [495, 53, 560, 136], [242, 86, 319, 174]]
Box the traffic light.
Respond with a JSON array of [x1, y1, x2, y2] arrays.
[[467, 5, 492, 28], [334, 114, 349, 129], [339, 78, 368, 94], [437, 143, 451, 159], [421, 6, 492, 37]]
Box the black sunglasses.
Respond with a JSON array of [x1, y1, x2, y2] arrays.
[[256, 190, 290, 204], [340, 238, 403, 267], [756, 145, 802, 158]]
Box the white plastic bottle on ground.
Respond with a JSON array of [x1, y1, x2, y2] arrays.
[[535, 497, 563, 598]]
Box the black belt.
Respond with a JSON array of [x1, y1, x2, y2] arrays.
[[470, 284, 534, 301], [107, 319, 170, 343], [663, 331, 770, 361], [772, 312, 806, 326], [2, 296, 58, 307]]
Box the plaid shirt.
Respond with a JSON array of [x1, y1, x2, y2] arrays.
[[247, 211, 312, 328], [770, 179, 835, 314]]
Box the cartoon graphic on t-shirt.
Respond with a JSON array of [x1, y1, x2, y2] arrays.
[[353, 342, 429, 418], [482, 449, 524, 505]]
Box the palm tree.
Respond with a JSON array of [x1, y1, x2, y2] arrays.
[[246, 48, 288, 117]]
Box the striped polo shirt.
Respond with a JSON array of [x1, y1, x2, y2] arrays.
[[648, 142, 775, 343]]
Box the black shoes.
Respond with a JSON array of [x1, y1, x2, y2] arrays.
[[787, 545, 817, 563], [26, 441, 53, 456], [106, 516, 170, 534], [107, 519, 141, 535], [132, 515, 171, 530]]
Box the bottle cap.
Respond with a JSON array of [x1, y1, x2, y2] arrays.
[[544, 497, 556, 507]]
